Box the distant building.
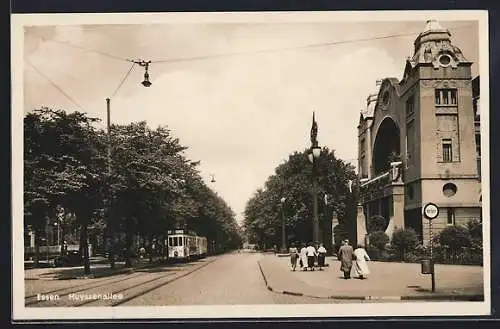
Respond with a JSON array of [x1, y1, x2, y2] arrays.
[[356, 20, 482, 246]]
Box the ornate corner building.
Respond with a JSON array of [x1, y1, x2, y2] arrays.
[[356, 20, 482, 246]]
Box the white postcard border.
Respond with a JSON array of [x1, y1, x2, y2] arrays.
[[12, 10, 491, 320]]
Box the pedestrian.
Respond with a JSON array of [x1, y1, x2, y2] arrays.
[[317, 243, 327, 270], [351, 245, 371, 279], [299, 243, 308, 270], [306, 242, 317, 271], [289, 243, 299, 271], [337, 239, 354, 279]]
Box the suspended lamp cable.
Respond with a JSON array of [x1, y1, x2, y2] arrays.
[[26, 31, 130, 62], [25, 59, 84, 110], [109, 61, 136, 99]]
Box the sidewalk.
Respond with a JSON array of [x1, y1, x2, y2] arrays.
[[258, 254, 484, 301], [24, 258, 169, 280]]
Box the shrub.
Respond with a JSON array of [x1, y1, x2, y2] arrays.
[[403, 252, 419, 263], [391, 228, 419, 261], [438, 225, 472, 250], [467, 219, 482, 241], [333, 224, 348, 251], [369, 230, 389, 251], [368, 215, 387, 233], [366, 245, 381, 260]]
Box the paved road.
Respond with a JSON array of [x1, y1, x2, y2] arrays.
[[121, 252, 400, 305], [25, 252, 424, 307]]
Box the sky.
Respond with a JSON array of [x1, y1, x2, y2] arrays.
[[21, 15, 479, 225]]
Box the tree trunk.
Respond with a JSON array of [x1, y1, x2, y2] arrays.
[[60, 222, 66, 256], [149, 235, 154, 263], [107, 227, 116, 269], [323, 209, 333, 255], [124, 227, 133, 268], [34, 229, 40, 268], [79, 223, 91, 274]]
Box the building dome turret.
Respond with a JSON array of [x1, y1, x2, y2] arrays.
[[408, 20, 470, 69]]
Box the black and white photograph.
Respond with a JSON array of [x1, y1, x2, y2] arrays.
[[11, 10, 490, 320]]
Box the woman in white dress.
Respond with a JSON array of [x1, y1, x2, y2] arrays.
[[299, 244, 308, 271], [351, 245, 371, 279]]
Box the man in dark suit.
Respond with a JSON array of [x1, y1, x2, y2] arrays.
[[337, 239, 354, 279]]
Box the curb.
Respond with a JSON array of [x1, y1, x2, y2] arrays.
[[257, 260, 483, 302], [276, 253, 291, 258], [257, 260, 269, 287]]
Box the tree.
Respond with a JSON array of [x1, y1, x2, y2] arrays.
[[24, 108, 106, 272], [243, 147, 357, 254], [391, 228, 419, 261], [106, 122, 188, 266], [367, 215, 387, 233], [467, 219, 482, 242], [43, 110, 106, 275], [106, 121, 242, 264], [369, 231, 389, 251]]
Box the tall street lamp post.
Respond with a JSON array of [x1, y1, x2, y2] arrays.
[[105, 60, 152, 269], [280, 197, 287, 252], [308, 112, 322, 246], [106, 97, 115, 268]]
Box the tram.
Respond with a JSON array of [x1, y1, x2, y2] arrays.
[[166, 229, 208, 262]]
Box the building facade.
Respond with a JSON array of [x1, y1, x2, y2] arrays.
[[356, 20, 482, 246]]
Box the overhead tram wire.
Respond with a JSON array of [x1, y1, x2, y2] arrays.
[[25, 25, 475, 67], [25, 59, 85, 111], [149, 24, 475, 64]]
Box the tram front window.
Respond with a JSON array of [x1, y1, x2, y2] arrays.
[[169, 237, 183, 247]]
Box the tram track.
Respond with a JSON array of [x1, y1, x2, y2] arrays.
[[26, 257, 217, 307], [82, 257, 217, 307], [25, 271, 145, 306]]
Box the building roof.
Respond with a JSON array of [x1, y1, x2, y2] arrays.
[[360, 21, 473, 122], [409, 20, 470, 69], [362, 93, 378, 118]]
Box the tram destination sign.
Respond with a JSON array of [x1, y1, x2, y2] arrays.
[[423, 202, 439, 220]]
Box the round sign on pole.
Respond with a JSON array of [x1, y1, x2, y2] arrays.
[[423, 202, 439, 220]]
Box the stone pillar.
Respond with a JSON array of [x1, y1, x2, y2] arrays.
[[356, 204, 368, 247], [30, 230, 35, 248], [386, 186, 405, 240]]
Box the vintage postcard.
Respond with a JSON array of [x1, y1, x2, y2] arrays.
[[12, 10, 490, 321]]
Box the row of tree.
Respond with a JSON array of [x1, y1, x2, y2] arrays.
[[24, 107, 243, 273], [242, 148, 357, 254]]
